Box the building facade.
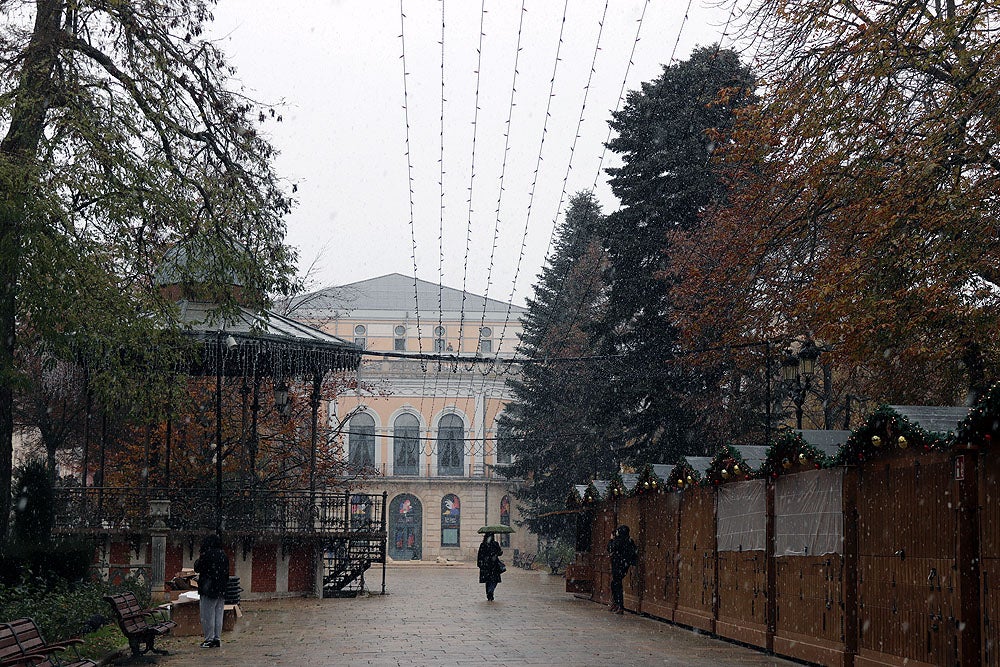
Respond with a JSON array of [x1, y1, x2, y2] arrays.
[[289, 274, 530, 562]]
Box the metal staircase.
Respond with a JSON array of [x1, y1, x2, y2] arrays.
[[322, 536, 386, 597]]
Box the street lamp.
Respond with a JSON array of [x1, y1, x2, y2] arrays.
[[273, 380, 291, 417], [781, 339, 822, 429], [215, 332, 237, 532]]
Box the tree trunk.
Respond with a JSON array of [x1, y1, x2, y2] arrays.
[[0, 0, 64, 543]]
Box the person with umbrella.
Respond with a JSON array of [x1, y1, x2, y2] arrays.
[[477, 527, 507, 601]]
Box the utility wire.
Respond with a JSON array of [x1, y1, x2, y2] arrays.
[[494, 0, 572, 378], [591, 0, 651, 192], [457, 0, 488, 362], [478, 0, 528, 346]]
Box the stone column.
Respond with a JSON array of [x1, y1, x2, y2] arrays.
[[149, 498, 171, 603]]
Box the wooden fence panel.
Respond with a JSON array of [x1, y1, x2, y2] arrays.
[[591, 507, 615, 605], [675, 486, 716, 633], [775, 555, 847, 666], [856, 452, 960, 667], [639, 492, 680, 621], [982, 449, 1000, 666], [716, 550, 767, 648]]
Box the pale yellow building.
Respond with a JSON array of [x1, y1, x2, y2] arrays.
[[289, 274, 531, 562]]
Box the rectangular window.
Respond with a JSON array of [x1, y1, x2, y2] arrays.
[[354, 337, 366, 350], [442, 528, 459, 546], [394, 337, 406, 351], [478, 339, 492, 354]]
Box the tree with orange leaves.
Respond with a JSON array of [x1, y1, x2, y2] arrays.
[[671, 0, 1000, 409]]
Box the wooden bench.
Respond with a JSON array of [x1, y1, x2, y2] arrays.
[[513, 550, 536, 569], [0, 618, 95, 667], [104, 592, 176, 658]]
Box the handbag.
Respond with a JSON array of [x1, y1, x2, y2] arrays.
[[498, 560, 507, 574]]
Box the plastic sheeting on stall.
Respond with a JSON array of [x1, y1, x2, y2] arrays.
[[717, 479, 766, 552], [774, 469, 843, 557]]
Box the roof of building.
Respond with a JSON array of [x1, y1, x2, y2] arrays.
[[283, 273, 527, 318], [795, 429, 851, 458], [174, 300, 361, 377], [889, 405, 970, 435]]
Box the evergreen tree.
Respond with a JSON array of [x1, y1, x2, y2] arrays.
[[594, 47, 756, 462], [498, 192, 617, 534]]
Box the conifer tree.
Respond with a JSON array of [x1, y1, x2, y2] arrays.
[[593, 47, 756, 461], [498, 192, 617, 533]]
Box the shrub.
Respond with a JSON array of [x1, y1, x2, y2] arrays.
[[12, 458, 54, 544], [0, 572, 148, 644], [0, 538, 95, 586]]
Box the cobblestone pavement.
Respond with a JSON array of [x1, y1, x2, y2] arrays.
[[150, 563, 797, 667]]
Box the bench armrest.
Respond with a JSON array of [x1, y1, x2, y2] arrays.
[[0, 649, 57, 667]]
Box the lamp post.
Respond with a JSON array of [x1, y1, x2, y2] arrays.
[[215, 332, 237, 533], [781, 339, 822, 430]]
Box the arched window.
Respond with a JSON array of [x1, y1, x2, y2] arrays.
[[393, 413, 420, 476], [495, 422, 513, 466], [389, 494, 422, 560], [433, 325, 447, 352], [478, 326, 493, 354], [499, 495, 511, 547], [349, 413, 375, 470], [394, 324, 407, 351], [353, 324, 367, 350], [437, 414, 464, 476], [441, 494, 460, 547]]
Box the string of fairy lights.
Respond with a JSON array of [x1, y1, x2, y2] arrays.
[[336, 0, 737, 461]]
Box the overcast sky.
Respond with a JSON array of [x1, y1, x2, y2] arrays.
[[209, 1, 738, 306]]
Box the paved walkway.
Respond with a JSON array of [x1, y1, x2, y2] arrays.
[[151, 563, 797, 666]]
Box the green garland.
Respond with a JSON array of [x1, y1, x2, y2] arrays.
[[668, 461, 700, 491], [761, 430, 830, 479], [954, 381, 1000, 447], [703, 444, 757, 486], [629, 463, 666, 496], [835, 405, 950, 464]]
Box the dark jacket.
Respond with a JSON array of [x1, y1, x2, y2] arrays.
[[608, 530, 638, 579], [194, 546, 230, 599], [477, 538, 503, 584]]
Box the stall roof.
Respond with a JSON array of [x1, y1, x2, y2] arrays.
[[684, 457, 714, 476], [650, 464, 673, 481], [889, 405, 970, 435], [731, 445, 769, 471], [795, 430, 851, 459], [621, 473, 639, 493]]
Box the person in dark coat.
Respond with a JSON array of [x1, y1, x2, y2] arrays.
[[194, 534, 230, 648], [477, 533, 503, 601], [607, 525, 637, 614]]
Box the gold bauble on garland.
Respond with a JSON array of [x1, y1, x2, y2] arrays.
[[871, 435, 882, 447], [897, 436, 908, 449]]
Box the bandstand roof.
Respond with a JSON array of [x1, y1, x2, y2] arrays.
[[174, 299, 362, 378]]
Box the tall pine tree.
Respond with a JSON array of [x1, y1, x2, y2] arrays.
[[594, 47, 756, 462], [498, 192, 617, 534]]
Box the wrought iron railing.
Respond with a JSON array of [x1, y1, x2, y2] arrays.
[[53, 487, 386, 536]]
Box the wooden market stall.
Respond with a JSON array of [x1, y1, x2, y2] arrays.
[[770, 431, 853, 667], [674, 457, 717, 633], [637, 464, 679, 622]]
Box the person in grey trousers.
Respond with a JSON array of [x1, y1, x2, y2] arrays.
[[194, 533, 230, 648]]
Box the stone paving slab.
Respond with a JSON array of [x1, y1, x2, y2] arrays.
[[147, 564, 798, 666]]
